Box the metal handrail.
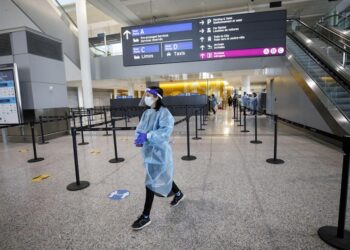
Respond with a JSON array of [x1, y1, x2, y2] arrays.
[[288, 18, 350, 55], [319, 14, 349, 23], [315, 23, 350, 44], [53, 0, 77, 27]]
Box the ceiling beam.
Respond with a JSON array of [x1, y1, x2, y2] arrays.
[[88, 0, 141, 26]]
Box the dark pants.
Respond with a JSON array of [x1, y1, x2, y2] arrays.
[[143, 182, 180, 216], [211, 107, 216, 114]]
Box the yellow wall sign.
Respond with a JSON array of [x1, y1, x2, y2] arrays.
[[32, 174, 50, 182]]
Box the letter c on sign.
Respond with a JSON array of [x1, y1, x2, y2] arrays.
[[141, 47, 145, 53]]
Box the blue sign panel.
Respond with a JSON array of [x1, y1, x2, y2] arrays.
[[122, 10, 286, 66], [108, 189, 130, 201], [133, 44, 160, 54], [164, 41, 193, 52], [132, 23, 192, 36]]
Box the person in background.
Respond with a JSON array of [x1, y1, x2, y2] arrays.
[[132, 87, 185, 231], [242, 92, 249, 109], [228, 95, 233, 107], [210, 94, 218, 114]]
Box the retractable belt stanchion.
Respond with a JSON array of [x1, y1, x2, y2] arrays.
[[124, 108, 128, 128], [28, 121, 44, 163], [198, 107, 205, 131], [87, 109, 91, 128], [266, 115, 284, 164], [78, 114, 89, 146], [182, 106, 196, 161], [232, 104, 236, 120], [203, 107, 207, 125], [67, 128, 90, 191], [72, 111, 79, 135], [103, 107, 111, 136], [38, 116, 49, 145], [235, 104, 239, 122], [237, 105, 243, 127], [241, 107, 250, 133], [318, 135, 350, 249], [109, 119, 125, 163], [65, 112, 69, 132], [250, 111, 262, 144], [192, 109, 202, 140]]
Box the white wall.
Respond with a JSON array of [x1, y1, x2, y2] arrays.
[[0, 0, 40, 31], [266, 71, 333, 134], [64, 55, 81, 82]]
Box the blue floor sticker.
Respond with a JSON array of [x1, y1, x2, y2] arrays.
[[108, 189, 130, 201]]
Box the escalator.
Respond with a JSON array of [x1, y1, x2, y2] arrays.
[[286, 19, 350, 136]]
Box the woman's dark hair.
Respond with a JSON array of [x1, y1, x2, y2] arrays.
[[148, 86, 165, 111]]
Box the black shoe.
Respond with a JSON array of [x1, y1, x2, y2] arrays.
[[132, 215, 151, 230], [170, 192, 185, 207]]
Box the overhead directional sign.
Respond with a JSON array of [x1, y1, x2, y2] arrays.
[[122, 10, 286, 66]]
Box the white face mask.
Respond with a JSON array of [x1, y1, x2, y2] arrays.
[[144, 96, 156, 107]]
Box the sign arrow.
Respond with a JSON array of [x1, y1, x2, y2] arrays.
[[199, 29, 205, 33], [123, 30, 131, 40], [200, 37, 205, 42], [199, 20, 204, 25], [200, 45, 205, 50]]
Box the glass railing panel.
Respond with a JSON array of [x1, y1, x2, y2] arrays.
[[288, 19, 350, 69], [287, 36, 350, 120]]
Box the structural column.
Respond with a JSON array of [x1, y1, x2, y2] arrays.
[[76, 0, 93, 108], [77, 86, 84, 108], [241, 75, 251, 94], [128, 83, 134, 97]]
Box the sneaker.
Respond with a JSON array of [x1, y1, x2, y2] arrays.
[[170, 192, 185, 207], [131, 215, 151, 231]]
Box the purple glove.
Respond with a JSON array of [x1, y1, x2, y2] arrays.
[[135, 132, 147, 145]]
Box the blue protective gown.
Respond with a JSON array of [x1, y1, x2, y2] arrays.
[[135, 106, 175, 197]]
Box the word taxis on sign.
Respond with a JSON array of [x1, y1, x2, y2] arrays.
[[122, 10, 286, 66]]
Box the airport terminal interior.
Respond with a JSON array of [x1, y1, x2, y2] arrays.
[[1, 0, 350, 249]]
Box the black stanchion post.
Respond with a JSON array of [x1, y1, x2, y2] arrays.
[[28, 121, 44, 163], [232, 104, 236, 120], [65, 112, 69, 132], [318, 136, 350, 249], [234, 104, 239, 121], [202, 107, 207, 125], [241, 107, 250, 133], [182, 106, 196, 161], [237, 105, 243, 127], [67, 128, 90, 191], [38, 116, 49, 144], [72, 111, 79, 135], [87, 109, 91, 128], [109, 119, 125, 163], [78, 114, 89, 146], [266, 115, 284, 164], [192, 109, 202, 140], [250, 112, 262, 144], [103, 107, 111, 136], [124, 108, 128, 128], [198, 107, 205, 131]]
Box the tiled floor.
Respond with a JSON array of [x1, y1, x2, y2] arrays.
[[0, 109, 345, 249]]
